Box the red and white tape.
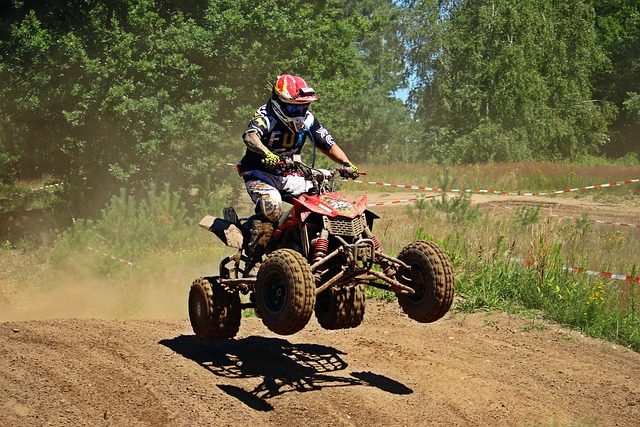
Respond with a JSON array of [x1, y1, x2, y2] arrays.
[[87, 246, 140, 269], [508, 255, 639, 284], [3, 182, 65, 200], [30, 182, 65, 192], [351, 180, 441, 192], [350, 178, 640, 197], [549, 214, 637, 228]]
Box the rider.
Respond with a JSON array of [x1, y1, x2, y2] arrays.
[[237, 74, 360, 260]]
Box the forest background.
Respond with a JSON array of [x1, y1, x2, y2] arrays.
[[1, 0, 639, 221], [2, 0, 640, 351]]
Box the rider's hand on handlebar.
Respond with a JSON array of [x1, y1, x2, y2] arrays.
[[340, 161, 360, 180], [263, 150, 280, 171]]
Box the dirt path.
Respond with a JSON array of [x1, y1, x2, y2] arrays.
[[1, 192, 639, 427], [364, 191, 640, 225], [1, 303, 639, 427]]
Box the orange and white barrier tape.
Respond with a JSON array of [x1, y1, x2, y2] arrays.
[[349, 178, 640, 197], [548, 214, 637, 228], [2, 182, 65, 200], [87, 246, 140, 269], [87, 246, 185, 285], [30, 182, 65, 191], [508, 255, 639, 284], [351, 180, 441, 192]]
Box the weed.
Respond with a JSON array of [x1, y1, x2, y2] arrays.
[[514, 206, 542, 228], [520, 320, 547, 333], [483, 319, 498, 327], [427, 168, 482, 225], [365, 285, 396, 302]]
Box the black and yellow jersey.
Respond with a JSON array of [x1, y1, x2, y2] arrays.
[[237, 101, 336, 174]]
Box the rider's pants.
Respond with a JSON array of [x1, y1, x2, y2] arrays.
[[243, 170, 313, 221]]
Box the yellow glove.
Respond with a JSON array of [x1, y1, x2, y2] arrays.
[[341, 162, 360, 180], [263, 150, 280, 171]]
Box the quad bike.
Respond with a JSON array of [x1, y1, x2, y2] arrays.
[[188, 155, 455, 340]]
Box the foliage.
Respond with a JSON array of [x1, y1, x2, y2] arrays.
[[1, 0, 640, 240], [50, 182, 214, 267], [0, 0, 406, 215], [514, 206, 542, 229], [403, 0, 614, 163], [623, 92, 640, 123], [455, 240, 640, 352], [590, 0, 640, 156], [425, 168, 482, 224], [357, 160, 640, 350]]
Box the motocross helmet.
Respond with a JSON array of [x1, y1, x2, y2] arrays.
[[270, 74, 318, 133]]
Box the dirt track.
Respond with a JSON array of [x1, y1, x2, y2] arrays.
[[1, 193, 640, 426], [2, 303, 639, 427]]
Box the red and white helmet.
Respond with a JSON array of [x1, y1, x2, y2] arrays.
[[270, 74, 319, 132]]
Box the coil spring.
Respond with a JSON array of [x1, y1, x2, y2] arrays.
[[371, 235, 381, 249], [313, 238, 329, 264]]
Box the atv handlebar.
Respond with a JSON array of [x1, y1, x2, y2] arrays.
[[261, 155, 365, 194], [269, 155, 366, 177]]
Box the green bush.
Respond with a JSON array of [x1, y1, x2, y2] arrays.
[[51, 182, 208, 268]]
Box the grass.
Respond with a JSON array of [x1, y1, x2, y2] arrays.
[[1, 159, 639, 350], [345, 160, 640, 204], [0, 175, 65, 213], [348, 161, 640, 350]]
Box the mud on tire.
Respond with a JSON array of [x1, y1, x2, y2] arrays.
[[397, 240, 455, 323], [189, 277, 241, 340], [255, 249, 316, 335], [315, 284, 366, 330]]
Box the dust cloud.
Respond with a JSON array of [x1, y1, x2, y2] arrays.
[[0, 254, 202, 321]]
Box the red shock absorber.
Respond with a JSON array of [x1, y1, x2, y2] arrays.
[[371, 235, 381, 250], [313, 238, 329, 264], [369, 232, 395, 275], [363, 226, 381, 250]]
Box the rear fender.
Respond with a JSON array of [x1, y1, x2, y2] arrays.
[[198, 215, 244, 248]]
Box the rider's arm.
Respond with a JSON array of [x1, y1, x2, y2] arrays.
[[307, 117, 353, 166], [326, 144, 352, 166], [243, 130, 271, 157]]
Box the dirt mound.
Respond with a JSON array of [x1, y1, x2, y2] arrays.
[[1, 302, 639, 426]]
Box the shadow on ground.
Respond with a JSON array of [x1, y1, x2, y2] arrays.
[[160, 335, 412, 411]]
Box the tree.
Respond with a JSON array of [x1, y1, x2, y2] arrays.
[[403, 0, 612, 163], [590, 0, 640, 157], [0, 0, 408, 204]]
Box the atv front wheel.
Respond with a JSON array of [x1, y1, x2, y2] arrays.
[[255, 249, 316, 335], [315, 284, 365, 330], [189, 277, 241, 340], [396, 240, 455, 323]]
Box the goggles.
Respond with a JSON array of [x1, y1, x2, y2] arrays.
[[282, 102, 309, 117]]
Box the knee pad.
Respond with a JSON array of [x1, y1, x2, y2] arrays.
[[259, 195, 282, 222]]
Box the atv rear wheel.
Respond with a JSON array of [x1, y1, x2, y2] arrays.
[[189, 277, 241, 340], [396, 240, 455, 323], [315, 284, 366, 330], [255, 249, 316, 335]]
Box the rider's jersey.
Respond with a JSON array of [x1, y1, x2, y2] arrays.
[[237, 101, 336, 174]]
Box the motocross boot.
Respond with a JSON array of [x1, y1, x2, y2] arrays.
[[246, 218, 274, 263]]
